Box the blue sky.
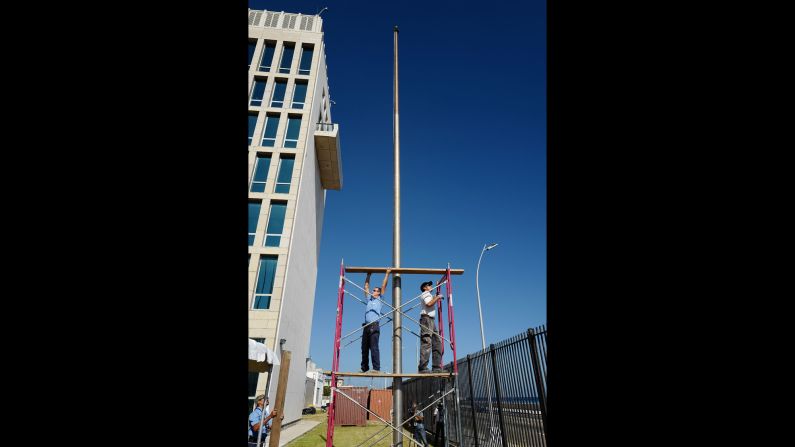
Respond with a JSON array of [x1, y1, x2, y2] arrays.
[[250, 0, 545, 384]]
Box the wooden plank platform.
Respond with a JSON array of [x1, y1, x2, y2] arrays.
[[324, 370, 455, 378], [344, 266, 464, 275]]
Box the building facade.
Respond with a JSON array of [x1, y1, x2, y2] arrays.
[[248, 9, 342, 425]]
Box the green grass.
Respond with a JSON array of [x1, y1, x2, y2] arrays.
[[285, 413, 418, 447]]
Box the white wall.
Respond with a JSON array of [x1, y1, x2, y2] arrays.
[[268, 40, 330, 426]]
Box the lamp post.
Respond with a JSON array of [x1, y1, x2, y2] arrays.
[[476, 243, 498, 352], [476, 242, 499, 445]]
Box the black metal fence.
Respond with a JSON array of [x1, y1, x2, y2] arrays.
[[402, 325, 547, 447]]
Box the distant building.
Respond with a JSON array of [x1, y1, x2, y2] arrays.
[[305, 358, 325, 407], [321, 376, 331, 406]]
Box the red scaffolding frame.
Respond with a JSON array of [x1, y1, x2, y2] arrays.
[[325, 260, 464, 447]]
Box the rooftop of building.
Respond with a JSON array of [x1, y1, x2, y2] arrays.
[[248, 9, 324, 33]]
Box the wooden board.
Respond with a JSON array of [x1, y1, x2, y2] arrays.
[[344, 266, 464, 275], [324, 370, 454, 378], [268, 350, 291, 447]]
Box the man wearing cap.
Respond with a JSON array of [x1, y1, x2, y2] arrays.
[[248, 394, 278, 445], [361, 269, 391, 373], [418, 280, 443, 373], [433, 402, 446, 446]]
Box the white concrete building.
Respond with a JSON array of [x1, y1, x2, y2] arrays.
[[248, 9, 342, 426], [305, 358, 325, 407]]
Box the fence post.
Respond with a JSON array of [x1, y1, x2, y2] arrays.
[[466, 354, 479, 447], [527, 328, 548, 440], [490, 344, 509, 447], [453, 372, 463, 447], [441, 375, 450, 447]]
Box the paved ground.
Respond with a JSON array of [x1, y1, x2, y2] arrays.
[[277, 419, 322, 446]]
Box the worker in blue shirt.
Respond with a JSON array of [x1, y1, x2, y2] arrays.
[[361, 269, 391, 373], [248, 394, 278, 445]]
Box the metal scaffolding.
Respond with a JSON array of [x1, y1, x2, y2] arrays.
[[325, 262, 465, 447]]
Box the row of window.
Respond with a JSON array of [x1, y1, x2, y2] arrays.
[[250, 255, 278, 310], [250, 153, 294, 194], [250, 77, 308, 110], [248, 113, 302, 148], [246, 41, 312, 320], [248, 40, 313, 75], [249, 199, 288, 248]]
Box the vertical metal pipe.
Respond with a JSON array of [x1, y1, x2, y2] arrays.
[[538, 326, 548, 384], [446, 267, 459, 375], [520, 339, 538, 447], [517, 333, 540, 447], [392, 25, 403, 447], [442, 381, 450, 447], [490, 344, 508, 447], [326, 261, 345, 447], [449, 372, 460, 445], [473, 351, 486, 446], [466, 355, 480, 447], [475, 246, 488, 352], [528, 329, 548, 443], [502, 340, 516, 446], [436, 282, 445, 365], [475, 249, 496, 442], [502, 340, 514, 446], [516, 338, 535, 447], [445, 268, 463, 446]]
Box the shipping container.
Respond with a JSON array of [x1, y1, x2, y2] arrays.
[[334, 386, 368, 426], [368, 389, 393, 422]]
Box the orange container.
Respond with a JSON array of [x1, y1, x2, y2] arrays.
[[334, 386, 368, 426], [368, 389, 393, 422]]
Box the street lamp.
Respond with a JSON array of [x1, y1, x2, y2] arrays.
[[476, 243, 498, 350], [476, 242, 499, 445]]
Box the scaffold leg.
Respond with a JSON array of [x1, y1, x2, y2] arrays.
[[326, 260, 346, 447], [446, 265, 463, 445]]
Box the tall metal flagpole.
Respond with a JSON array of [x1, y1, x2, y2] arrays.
[[392, 24, 403, 447]]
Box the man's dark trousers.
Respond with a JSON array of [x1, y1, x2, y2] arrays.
[[419, 314, 442, 371], [361, 322, 380, 371], [434, 420, 445, 446]]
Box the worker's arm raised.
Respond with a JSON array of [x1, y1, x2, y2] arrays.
[[381, 268, 392, 293], [252, 409, 278, 432]]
